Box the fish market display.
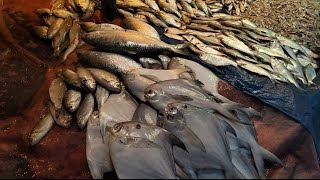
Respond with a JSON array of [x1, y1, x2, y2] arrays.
[[29, 0, 320, 179], [113, 0, 318, 89], [30, 22, 288, 180], [33, 0, 97, 61]]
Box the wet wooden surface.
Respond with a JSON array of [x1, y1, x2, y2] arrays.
[[0, 0, 319, 178]]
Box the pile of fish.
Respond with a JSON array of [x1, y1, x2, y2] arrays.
[[30, 23, 286, 178], [220, 0, 254, 15], [114, 2, 319, 89], [33, 0, 96, 61]]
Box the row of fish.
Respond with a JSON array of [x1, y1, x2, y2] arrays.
[[33, 0, 96, 60], [112, 5, 319, 89], [30, 44, 284, 179]]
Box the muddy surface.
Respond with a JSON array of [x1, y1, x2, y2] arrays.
[[0, 0, 319, 179]]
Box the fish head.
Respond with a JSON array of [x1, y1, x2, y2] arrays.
[[110, 80, 122, 92]]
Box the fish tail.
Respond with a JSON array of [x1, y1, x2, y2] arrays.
[[216, 105, 252, 125], [99, 119, 107, 143], [259, 146, 285, 168], [251, 145, 267, 179], [170, 43, 192, 56], [240, 107, 262, 119]]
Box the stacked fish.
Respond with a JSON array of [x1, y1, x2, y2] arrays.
[[30, 21, 285, 178], [219, 0, 254, 15], [33, 0, 96, 61], [115, 2, 319, 89]]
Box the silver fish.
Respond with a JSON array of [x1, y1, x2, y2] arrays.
[[116, 0, 149, 9], [156, 11, 182, 28], [158, 0, 182, 17], [165, 103, 243, 179], [305, 64, 317, 86], [300, 45, 319, 59], [218, 110, 284, 179], [35, 8, 51, 17], [145, 79, 248, 125], [43, 15, 57, 26], [95, 85, 110, 110], [164, 33, 185, 41], [99, 89, 138, 137], [158, 54, 171, 69], [122, 16, 160, 40], [132, 103, 158, 126], [74, 0, 89, 12], [141, 0, 160, 10], [86, 111, 114, 178], [88, 68, 121, 93], [76, 93, 94, 129], [57, 69, 84, 89], [63, 89, 82, 113], [34, 26, 49, 39], [47, 18, 64, 39], [49, 77, 67, 109], [109, 135, 177, 179], [195, 35, 222, 46], [220, 47, 257, 63], [63, 22, 81, 61], [30, 113, 55, 146], [237, 60, 274, 82], [81, 30, 188, 55], [81, 0, 95, 20], [183, 35, 225, 56], [139, 57, 163, 69], [48, 102, 72, 128], [136, 11, 168, 28], [77, 50, 142, 75], [123, 72, 155, 102], [52, 9, 78, 19], [76, 67, 96, 91], [218, 34, 254, 56], [52, 17, 73, 56], [271, 58, 302, 90], [129, 68, 192, 82], [168, 57, 229, 102], [195, 0, 210, 15], [87, 23, 124, 32], [110, 121, 184, 172], [180, 0, 194, 14], [191, 46, 238, 67]]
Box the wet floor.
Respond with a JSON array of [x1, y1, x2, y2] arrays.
[[0, 0, 319, 179]]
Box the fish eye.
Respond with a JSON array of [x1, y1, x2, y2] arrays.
[[183, 104, 188, 109], [136, 124, 141, 129], [113, 124, 122, 132], [146, 89, 156, 97]]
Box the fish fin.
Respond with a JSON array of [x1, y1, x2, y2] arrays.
[[174, 68, 193, 78], [182, 126, 207, 152], [226, 132, 250, 150], [167, 93, 194, 102], [173, 146, 223, 179], [240, 107, 262, 119], [230, 149, 260, 179], [140, 74, 162, 82], [260, 146, 285, 168], [169, 134, 186, 151], [251, 145, 266, 179], [187, 79, 205, 88], [171, 43, 192, 56]]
